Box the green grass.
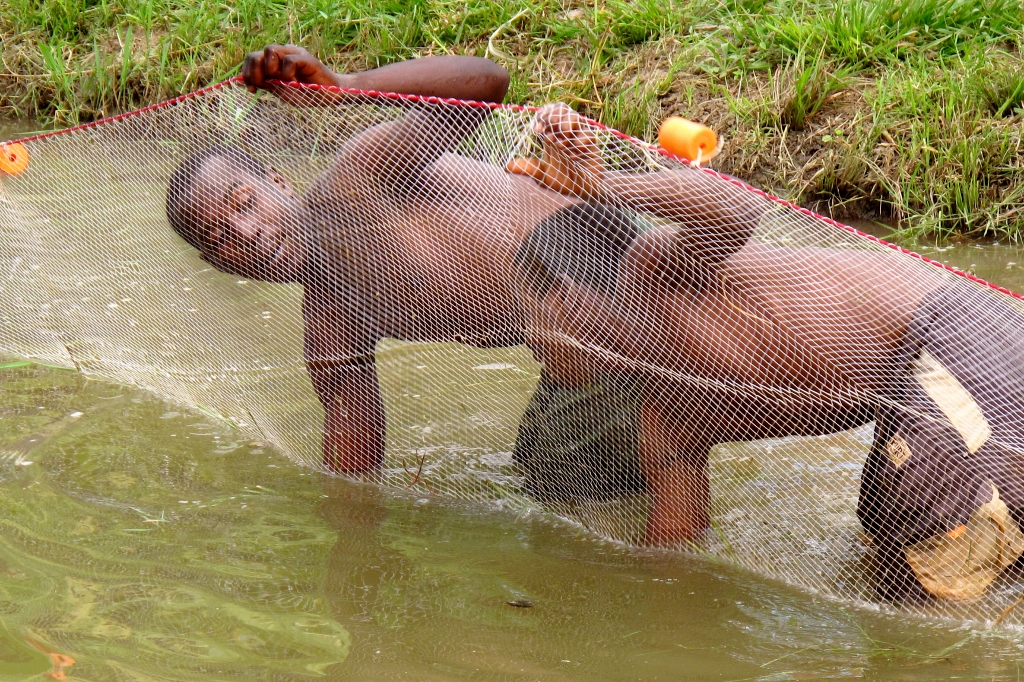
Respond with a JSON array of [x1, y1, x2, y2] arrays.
[[2, 0, 1024, 239]]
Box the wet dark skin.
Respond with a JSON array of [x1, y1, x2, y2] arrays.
[[515, 104, 948, 545], [181, 45, 755, 481]]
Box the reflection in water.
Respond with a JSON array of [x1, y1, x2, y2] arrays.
[[3, 363, 1024, 680]]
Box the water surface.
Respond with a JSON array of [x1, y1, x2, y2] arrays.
[[3, 354, 1024, 680], [6, 117, 1024, 678]]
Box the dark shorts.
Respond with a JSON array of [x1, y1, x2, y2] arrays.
[[514, 369, 646, 501], [513, 201, 639, 299], [857, 282, 1024, 598]]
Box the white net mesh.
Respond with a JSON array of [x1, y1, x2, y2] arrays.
[[4, 79, 1024, 625]]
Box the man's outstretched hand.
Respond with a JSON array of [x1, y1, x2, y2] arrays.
[[243, 45, 342, 102], [242, 44, 510, 106]]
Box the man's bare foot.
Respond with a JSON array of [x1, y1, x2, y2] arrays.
[[507, 102, 605, 199]]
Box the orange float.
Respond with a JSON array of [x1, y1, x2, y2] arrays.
[[0, 142, 29, 175], [658, 117, 720, 164]]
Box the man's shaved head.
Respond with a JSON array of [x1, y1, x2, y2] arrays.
[[166, 145, 268, 250], [165, 145, 305, 283]]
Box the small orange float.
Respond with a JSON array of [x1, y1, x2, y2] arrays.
[[658, 117, 720, 165], [0, 142, 29, 175], [23, 638, 75, 680]]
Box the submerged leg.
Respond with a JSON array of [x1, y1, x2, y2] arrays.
[[318, 361, 386, 473], [639, 402, 710, 545]]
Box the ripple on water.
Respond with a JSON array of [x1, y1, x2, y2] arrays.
[[0, 363, 349, 680], [4, 356, 1024, 680]]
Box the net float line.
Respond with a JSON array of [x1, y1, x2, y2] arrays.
[[4, 78, 1014, 305], [658, 116, 722, 165]]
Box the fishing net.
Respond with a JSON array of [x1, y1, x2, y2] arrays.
[[3, 78, 1024, 626]]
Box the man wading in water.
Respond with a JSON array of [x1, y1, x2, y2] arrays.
[[512, 103, 1024, 602], [167, 45, 1024, 602], [165, 44, 757, 488]]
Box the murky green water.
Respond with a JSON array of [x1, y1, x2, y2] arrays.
[[5, 361, 1024, 682], [1, 236, 1024, 681], [847, 219, 1024, 294]]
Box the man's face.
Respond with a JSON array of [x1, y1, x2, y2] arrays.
[[188, 156, 305, 283]]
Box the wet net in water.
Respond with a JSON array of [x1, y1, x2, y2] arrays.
[[3, 79, 1024, 626]]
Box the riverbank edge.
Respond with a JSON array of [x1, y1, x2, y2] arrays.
[[3, 0, 1023, 240]]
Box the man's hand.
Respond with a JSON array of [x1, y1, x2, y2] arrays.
[[507, 103, 605, 200], [243, 46, 509, 109], [243, 45, 343, 98]]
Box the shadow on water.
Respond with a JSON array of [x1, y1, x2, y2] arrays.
[[3, 363, 1024, 681]]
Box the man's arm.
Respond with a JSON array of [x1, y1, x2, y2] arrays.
[[312, 360, 386, 473], [244, 45, 510, 197], [511, 103, 764, 272], [303, 291, 385, 473], [602, 170, 763, 268], [243, 44, 509, 104]]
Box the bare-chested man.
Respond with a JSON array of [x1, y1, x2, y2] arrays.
[[164, 45, 755, 475], [166, 46, 1024, 601], [514, 104, 1024, 600], [164, 46, 893, 587]]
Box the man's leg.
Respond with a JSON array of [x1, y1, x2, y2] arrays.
[[639, 401, 711, 545]]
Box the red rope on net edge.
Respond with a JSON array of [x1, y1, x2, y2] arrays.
[[3, 76, 1022, 304], [5, 76, 247, 146]]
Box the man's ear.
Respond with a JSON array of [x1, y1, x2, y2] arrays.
[[267, 166, 296, 196]]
